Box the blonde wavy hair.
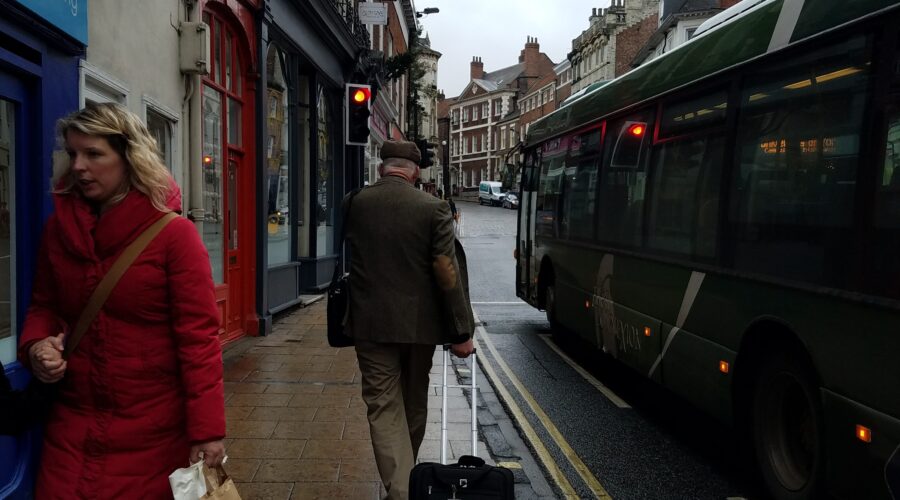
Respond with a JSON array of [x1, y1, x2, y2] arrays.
[[52, 102, 172, 212]]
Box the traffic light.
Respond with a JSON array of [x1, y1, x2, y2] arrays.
[[345, 83, 371, 145], [415, 139, 434, 168]]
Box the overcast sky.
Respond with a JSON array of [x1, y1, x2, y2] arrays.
[[417, 0, 612, 97]]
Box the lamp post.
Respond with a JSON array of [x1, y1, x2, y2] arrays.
[[416, 7, 439, 18], [441, 139, 450, 197]]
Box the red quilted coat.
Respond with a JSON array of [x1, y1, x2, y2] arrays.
[[18, 182, 224, 499]]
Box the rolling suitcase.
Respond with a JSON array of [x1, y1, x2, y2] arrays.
[[409, 346, 514, 499]]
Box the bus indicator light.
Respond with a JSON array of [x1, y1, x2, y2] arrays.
[[719, 360, 729, 374], [856, 425, 872, 443], [644, 326, 651, 337], [628, 124, 645, 137]]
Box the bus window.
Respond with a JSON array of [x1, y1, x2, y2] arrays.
[[730, 36, 870, 287], [659, 90, 727, 139], [560, 128, 602, 241], [647, 135, 724, 258], [647, 90, 728, 258], [868, 111, 900, 299], [598, 111, 654, 246], [536, 138, 566, 238]]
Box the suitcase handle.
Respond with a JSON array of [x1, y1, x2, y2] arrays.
[[457, 455, 486, 467], [438, 345, 478, 464]]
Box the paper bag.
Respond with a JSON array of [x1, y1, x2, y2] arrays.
[[202, 464, 241, 500], [169, 460, 207, 500]]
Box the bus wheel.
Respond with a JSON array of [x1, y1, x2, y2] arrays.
[[545, 284, 565, 342], [751, 351, 824, 500]]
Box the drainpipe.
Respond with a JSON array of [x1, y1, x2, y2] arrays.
[[183, 0, 205, 230]]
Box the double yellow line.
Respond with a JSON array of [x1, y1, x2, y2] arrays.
[[474, 317, 611, 499]]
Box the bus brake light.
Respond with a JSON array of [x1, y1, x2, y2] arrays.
[[856, 424, 872, 443], [719, 360, 730, 374], [628, 124, 645, 137]]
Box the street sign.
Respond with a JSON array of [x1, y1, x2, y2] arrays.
[[358, 3, 387, 25]]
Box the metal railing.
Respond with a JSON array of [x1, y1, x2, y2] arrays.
[[328, 0, 371, 49]]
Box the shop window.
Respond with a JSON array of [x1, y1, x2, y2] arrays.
[[201, 85, 225, 283], [316, 85, 335, 257], [266, 45, 291, 266], [0, 99, 15, 363], [296, 73, 312, 258]]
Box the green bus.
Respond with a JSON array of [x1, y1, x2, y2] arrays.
[[515, 1, 900, 498]]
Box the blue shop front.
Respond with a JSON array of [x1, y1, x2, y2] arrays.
[[0, 0, 83, 497]]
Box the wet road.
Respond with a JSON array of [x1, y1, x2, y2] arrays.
[[457, 200, 761, 499]]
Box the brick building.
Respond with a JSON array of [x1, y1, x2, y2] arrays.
[[365, 0, 417, 184], [631, 0, 741, 68], [448, 38, 556, 189]]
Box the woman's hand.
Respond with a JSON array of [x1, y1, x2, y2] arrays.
[[28, 334, 67, 383], [190, 440, 226, 467]]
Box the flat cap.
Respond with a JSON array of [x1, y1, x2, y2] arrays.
[[380, 140, 421, 164]]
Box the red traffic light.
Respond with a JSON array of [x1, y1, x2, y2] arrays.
[[351, 87, 371, 104]]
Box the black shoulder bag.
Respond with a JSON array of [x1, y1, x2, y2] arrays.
[[327, 189, 360, 348]]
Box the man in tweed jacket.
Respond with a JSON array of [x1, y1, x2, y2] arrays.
[[343, 140, 475, 499]]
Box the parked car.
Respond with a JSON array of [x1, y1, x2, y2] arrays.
[[502, 193, 519, 209], [478, 181, 505, 206]]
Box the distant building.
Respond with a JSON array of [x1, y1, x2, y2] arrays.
[[569, 0, 659, 92], [416, 35, 442, 191], [365, 1, 418, 184], [631, 0, 740, 68], [448, 38, 556, 189]]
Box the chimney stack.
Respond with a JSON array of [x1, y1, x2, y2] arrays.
[[470, 56, 485, 81], [519, 36, 540, 68]]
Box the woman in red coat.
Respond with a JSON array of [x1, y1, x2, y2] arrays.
[[19, 102, 226, 499]]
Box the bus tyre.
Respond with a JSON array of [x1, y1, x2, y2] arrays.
[[545, 284, 564, 342], [751, 351, 824, 500]]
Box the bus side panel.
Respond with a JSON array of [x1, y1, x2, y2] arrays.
[[823, 389, 900, 500], [659, 324, 736, 423], [550, 242, 600, 340], [601, 298, 663, 383], [610, 255, 694, 335]]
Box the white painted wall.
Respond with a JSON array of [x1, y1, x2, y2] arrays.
[[84, 0, 187, 189]]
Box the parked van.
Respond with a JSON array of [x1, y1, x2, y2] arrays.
[[478, 181, 505, 206]]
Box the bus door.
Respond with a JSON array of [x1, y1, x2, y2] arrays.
[[516, 150, 539, 304]]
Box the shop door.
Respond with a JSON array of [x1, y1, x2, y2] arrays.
[[0, 69, 30, 499], [0, 72, 22, 367], [201, 11, 255, 343], [224, 151, 243, 337]]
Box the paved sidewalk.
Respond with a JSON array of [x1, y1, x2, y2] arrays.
[[221, 299, 544, 500]]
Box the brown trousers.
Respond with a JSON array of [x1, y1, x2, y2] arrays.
[[355, 341, 435, 500]]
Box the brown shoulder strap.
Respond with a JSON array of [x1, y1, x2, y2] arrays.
[[63, 212, 178, 359]]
